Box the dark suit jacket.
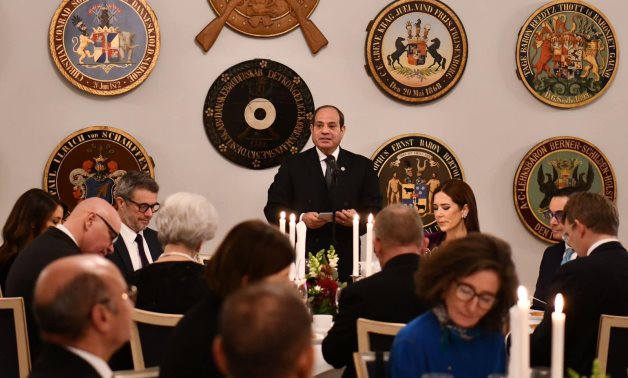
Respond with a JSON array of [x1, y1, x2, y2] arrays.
[[5, 227, 80, 360], [532, 241, 565, 310], [29, 343, 102, 378], [322, 254, 428, 378], [107, 227, 162, 283], [264, 147, 382, 280], [531, 241, 628, 375]]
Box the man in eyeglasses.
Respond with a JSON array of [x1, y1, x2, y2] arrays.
[[6, 197, 122, 360], [30, 255, 134, 378], [531, 187, 580, 310], [108, 171, 163, 283]]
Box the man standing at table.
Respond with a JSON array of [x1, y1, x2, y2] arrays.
[[322, 205, 429, 378], [264, 105, 382, 281], [107, 171, 163, 283], [531, 187, 580, 310], [531, 192, 628, 375]]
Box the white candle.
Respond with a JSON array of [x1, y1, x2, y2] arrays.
[[279, 211, 286, 234], [296, 221, 307, 279], [508, 286, 531, 378], [288, 213, 296, 248], [352, 214, 360, 276], [551, 294, 565, 378], [365, 214, 374, 276]]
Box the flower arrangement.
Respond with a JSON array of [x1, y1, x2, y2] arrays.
[[305, 246, 346, 315], [566, 360, 609, 378]]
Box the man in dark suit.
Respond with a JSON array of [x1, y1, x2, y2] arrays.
[[5, 197, 121, 360], [264, 105, 382, 281], [322, 204, 429, 377], [107, 171, 162, 283], [531, 192, 628, 375], [30, 254, 134, 378], [532, 187, 580, 310]]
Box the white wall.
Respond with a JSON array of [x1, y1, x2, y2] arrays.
[[1, 0, 626, 289]]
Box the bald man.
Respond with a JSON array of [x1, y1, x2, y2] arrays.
[[31, 255, 134, 378], [6, 197, 121, 359]]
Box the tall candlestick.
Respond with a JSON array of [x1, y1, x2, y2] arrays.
[[352, 214, 360, 276], [508, 286, 531, 378], [279, 211, 286, 235], [296, 221, 307, 279], [288, 213, 296, 248], [365, 214, 374, 276], [551, 294, 565, 378]]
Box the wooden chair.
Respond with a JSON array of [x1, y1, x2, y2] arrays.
[[129, 308, 183, 370], [0, 297, 31, 378], [356, 318, 405, 353], [353, 351, 390, 378], [113, 366, 160, 378], [597, 314, 628, 377]]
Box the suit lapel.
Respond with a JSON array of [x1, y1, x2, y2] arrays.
[[144, 229, 163, 260], [114, 238, 134, 275]]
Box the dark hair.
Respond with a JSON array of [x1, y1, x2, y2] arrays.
[[219, 283, 311, 378], [551, 186, 582, 199], [34, 272, 110, 340], [433, 179, 480, 233], [563, 192, 618, 235], [313, 105, 345, 127], [416, 233, 518, 331], [205, 220, 295, 298], [0, 189, 65, 264], [374, 204, 424, 249], [114, 171, 159, 199]]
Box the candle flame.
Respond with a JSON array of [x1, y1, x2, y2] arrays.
[[368, 213, 374, 223], [517, 286, 528, 302], [289, 213, 296, 222], [554, 293, 564, 313], [280, 211, 286, 219], [354, 214, 360, 221]]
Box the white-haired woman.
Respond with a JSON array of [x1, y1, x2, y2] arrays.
[[131, 192, 218, 314]]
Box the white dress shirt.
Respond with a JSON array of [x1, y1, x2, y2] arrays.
[[119, 223, 154, 271], [65, 346, 112, 378], [586, 237, 620, 256], [315, 147, 340, 176]]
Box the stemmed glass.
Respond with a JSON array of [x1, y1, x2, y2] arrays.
[[296, 280, 308, 305], [334, 286, 343, 310]]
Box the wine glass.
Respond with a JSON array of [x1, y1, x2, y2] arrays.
[[296, 280, 308, 304], [335, 286, 343, 310]]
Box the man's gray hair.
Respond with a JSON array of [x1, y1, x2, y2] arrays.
[[374, 204, 424, 248], [115, 171, 159, 199], [156, 192, 218, 249]]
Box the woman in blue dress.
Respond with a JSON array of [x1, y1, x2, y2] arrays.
[[390, 233, 518, 378]]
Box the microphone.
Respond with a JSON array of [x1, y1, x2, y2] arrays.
[[327, 156, 340, 178]]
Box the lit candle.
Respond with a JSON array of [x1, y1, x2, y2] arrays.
[[352, 214, 360, 277], [508, 286, 531, 378], [279, 211, 286, 234], [288, 213, 296, 248], [365, 214, 373, 276], [296, 221, 307, 279], [551, 294, 565, 378]]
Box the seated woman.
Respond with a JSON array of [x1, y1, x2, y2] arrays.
[[0, 189, 65, 290], [159, 220, 295, 378], [427, 179, 480, 252], [131, 192, 218, 314], [389, 233, 517, 378]]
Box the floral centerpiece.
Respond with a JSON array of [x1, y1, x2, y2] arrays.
[[306, 246, 346, 315]]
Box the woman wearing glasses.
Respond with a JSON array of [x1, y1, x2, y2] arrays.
[[389, 233, 518, 378], [426, 179, 480, 253]]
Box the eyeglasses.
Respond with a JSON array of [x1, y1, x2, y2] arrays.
[[454, 281, 497, 310], [94, 213, 119, 243], [543, 210, 564, 223], [124, 197, 160, 213]]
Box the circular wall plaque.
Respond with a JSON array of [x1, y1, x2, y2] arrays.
[[43, 126, 155, 211], [203, 59, 314, 169], [365, 0, 468, 103], [516, 0, 618, 108], [371, 134, 464, 233], [513, 136, 616, 243], [208, 0, 319, 37], [49, 0, 160, 96]]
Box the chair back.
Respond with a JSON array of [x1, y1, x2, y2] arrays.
[[356, 318, 405, 353], [113, 366, 160, 378], [353, 351, 390, 378], [129, 308, 183, 370], [0, 297, 31, 378], [597, 314, 628, 377]]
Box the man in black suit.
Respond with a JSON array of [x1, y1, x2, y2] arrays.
[[107, 171, 162, 283], [264, 105, 382, 281], [322, 204, 429, 377], [531, 192, 628, 375], [30, 254, 134, 378], [5, 197, 121, 360], [532, 187, 580, 310]]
